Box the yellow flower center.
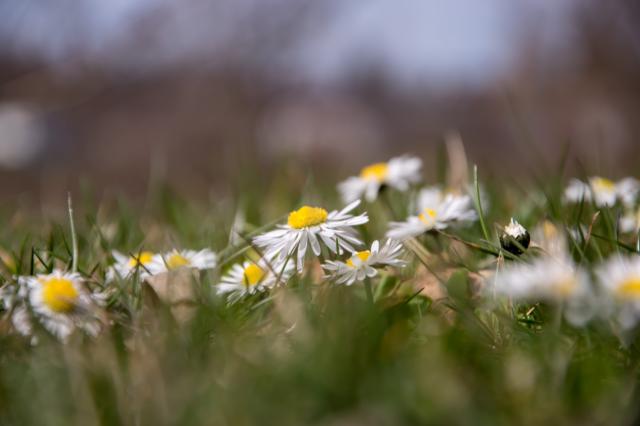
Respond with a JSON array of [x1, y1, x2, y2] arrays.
[[287, 206, 328, 229], [243, 263, 265, 287], [128, 251, 154, 267], [617, 277, 640, 299], [346, 250, 371, 268], [542, 221, 558, 240], [42, 277, 79, 313], [167, 253, 190, 269], [418, 208, 437, 224], [555, 278, 577, 297], [592, 177, 615, 192], [360, 162, 389, 182]]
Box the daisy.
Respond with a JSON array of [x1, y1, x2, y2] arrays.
[[491, 256, 594, 326], [253, 200, 368, 272], [596, 256, 640, 329], [531, 220, 568, 258], [386, 188, 477, 240], [616, 177, 640, 206], [323, 239, 406, 285], [338, 155, 422, 203], [0, 277, 33, 337], [619, 208, 640, 234], [27, 270, 104, 342], [147, 249, 217, 275], [217, 258, 294, 302], [106, 250, 155, 281], [564, 177, 640, 207]]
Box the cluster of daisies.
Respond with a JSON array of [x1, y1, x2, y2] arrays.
[[564, 176, 640, 233], [3, 153, 640, 343], [493, 219, 640, 331], [492, 176, 640, 331], [0, 249, 218, 342]]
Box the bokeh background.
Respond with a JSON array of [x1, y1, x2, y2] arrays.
[[0, 0, 639, 202]]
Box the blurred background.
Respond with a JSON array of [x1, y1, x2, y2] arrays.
[[0, 0, 639, 202]]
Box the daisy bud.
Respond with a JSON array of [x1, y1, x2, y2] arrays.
[[500, 218, 530, 255]]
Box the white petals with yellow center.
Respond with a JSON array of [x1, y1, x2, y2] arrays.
[[338, 155, 422, 203], [27, 270, 104, 342], [564, 177, 640, 207], [147, 249, 217, 275], [254, 200, 369, 272], [217, 258, 294, 302], [596, 256, 640, 329], [490, 256, 594, 326], [107, 250, 155, 282], [386, 187, 477, 240], [323, 239, 406, 285]]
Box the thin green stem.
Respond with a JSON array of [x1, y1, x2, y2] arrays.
[[473, 165, 491, 242], [364, 277, 374, 305], [67, 192, 78, 273]]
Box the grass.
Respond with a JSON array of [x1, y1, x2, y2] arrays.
[[0, 163, 640, 426]]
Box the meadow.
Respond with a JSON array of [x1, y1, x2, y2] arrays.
[[1, 151, 640, 426]]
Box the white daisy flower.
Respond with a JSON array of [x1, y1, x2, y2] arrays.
[[564, 177, 640, 207], [106, 250, 155, 281], [596, 256, 640, 329], [338, 155, 422, 203], [217, 258, 294, 302], [531, 221, 569, 258], [0, 277, 33, 337], [253, 200, 369, 272], [10, 305, 34, 338], [27, 270, 104, 342], [147, 249, 217, 275], [323, 239, 406, 285], [564, 179, 591, 204], [619, 208, 640, 234], [491, 256, 594, 326], [386, 189, 477, 241], [616, 177, 640, 206], [0, 277, 28, 309]]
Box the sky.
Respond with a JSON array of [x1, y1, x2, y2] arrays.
[[0, 0, 579, 88]]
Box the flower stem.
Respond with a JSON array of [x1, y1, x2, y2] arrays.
[[473, 165, 490, 242], [68, 192, 78, 273], [364, 277, 374, 305]]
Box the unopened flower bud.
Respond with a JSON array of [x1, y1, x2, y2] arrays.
[[500, 218, 530, 255]]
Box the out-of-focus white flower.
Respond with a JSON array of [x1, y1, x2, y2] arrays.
[[619, 208, 640, 234], [386, 188, 477, 240], [217, 258, 294, 302], [106, 250, 155, 281], [254, 200, 368, 272], [616, 178, 640, 206], [27, 270, 104, 342], [596, 256, 640, 329], [531, 221, 568, 258], [147, 249, 217, 275], [338, 156, 422, 203], [491, 256, 594, 326], [564, 177, 640, 207], [564, 179, 591, 204], [323, 239, 406, 285], [0, 277, 33, 337]]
